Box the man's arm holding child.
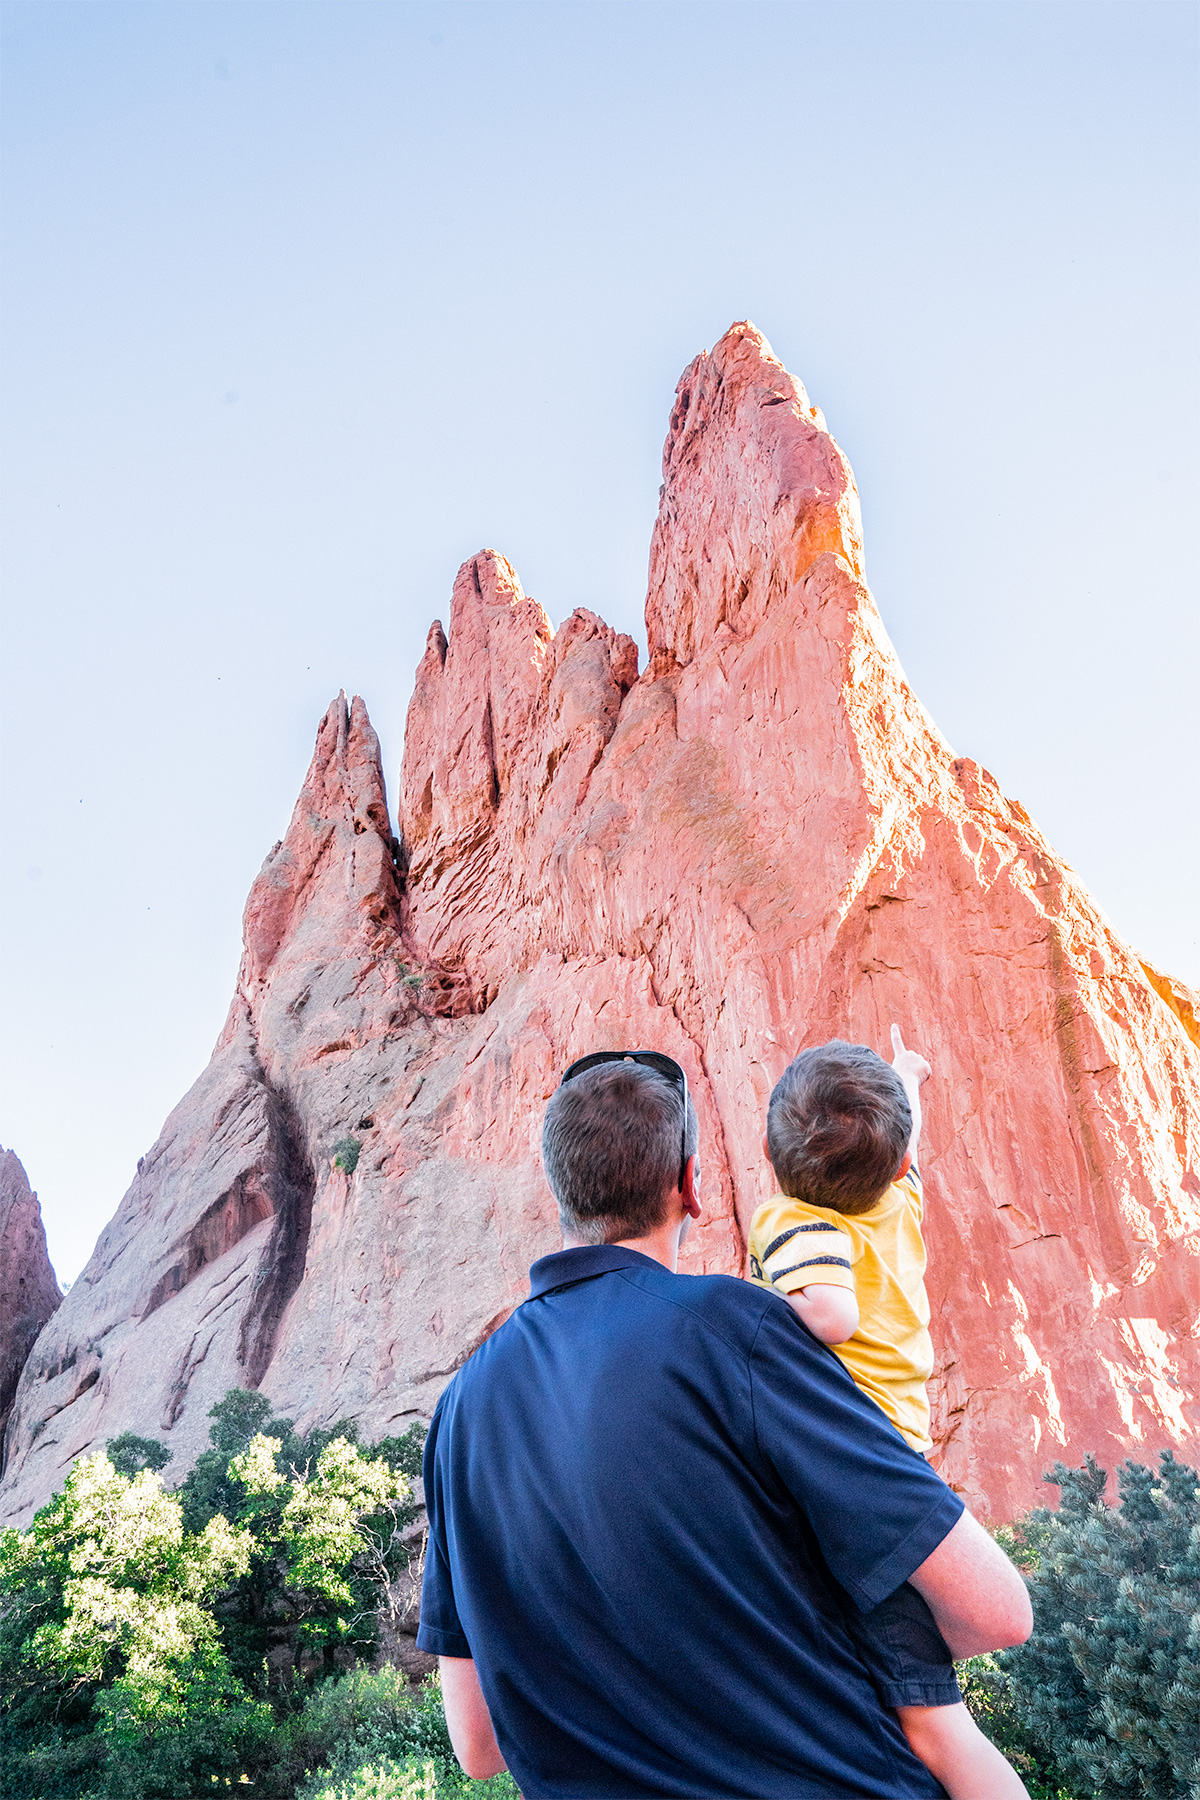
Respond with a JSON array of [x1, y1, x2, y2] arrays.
[[909, 1509, 1033, 1659]]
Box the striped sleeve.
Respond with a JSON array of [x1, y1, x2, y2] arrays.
[[758, 1219, 855, 1295]]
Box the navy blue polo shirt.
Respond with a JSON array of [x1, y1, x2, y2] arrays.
[[418, 1246, 962, 1799]]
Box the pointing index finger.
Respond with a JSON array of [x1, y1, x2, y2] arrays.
[[890, 1023, 905, 1058]]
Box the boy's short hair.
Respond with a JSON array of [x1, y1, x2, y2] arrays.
[[766, 1040, 911, 1215], [542, 1062, 699, 1245]]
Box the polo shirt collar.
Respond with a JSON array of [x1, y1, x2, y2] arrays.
[[527, 1244, 664, 1299]]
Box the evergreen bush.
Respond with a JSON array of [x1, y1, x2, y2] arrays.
[[958, 1654, 1078, 1799], [998, 1449, 1199, 1800]]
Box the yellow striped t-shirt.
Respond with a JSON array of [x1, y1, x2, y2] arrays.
[[748, 1171, 933, 1453]]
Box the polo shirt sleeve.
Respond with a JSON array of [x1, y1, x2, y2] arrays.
[[415, 1395, 472, 1658], [748, 1300, 963, 1612]]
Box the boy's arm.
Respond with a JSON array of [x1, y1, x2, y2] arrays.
[[890, 1023, 931, 1170], [785, 1283, 859, 1345], [753, 1202, 859, 1345]]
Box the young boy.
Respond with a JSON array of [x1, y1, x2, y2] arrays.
[[748, 1026, 1029, 1800]]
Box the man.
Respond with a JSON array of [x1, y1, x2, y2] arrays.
[[417, 1054, 1031, 1798]]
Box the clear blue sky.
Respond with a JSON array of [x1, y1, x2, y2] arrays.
[[2, 0, 1197, 1283]]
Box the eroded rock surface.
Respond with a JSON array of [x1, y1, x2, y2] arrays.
[[3, 323, 1197, 1526], [1, 1149, 61, 1458]]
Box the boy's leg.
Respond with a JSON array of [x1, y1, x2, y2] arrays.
[[897, 1702, 1029, 1800], [847, 1583, 1028, 1800]]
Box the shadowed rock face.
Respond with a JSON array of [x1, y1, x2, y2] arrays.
[[3, 323, 1197, 1527], [0, 1149, 61, 1458]]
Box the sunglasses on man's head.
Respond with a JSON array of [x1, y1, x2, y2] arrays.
[[559, 1050, 690, 1192]]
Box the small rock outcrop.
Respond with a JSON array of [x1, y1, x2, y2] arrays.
[[2, 324, 1197, 1527], [1, 1149, 61, 1460]]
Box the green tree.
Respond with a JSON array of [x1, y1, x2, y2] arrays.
[[178, 1391, 423, 1695], [104, 1434, 172, 1478], [178, 1387, 306, 1536], [999, 1450, 1200, 1800], [230, 1430, 415, 1662], [0, 1452, 270, 1797], [1, 1393, 427, 1798]]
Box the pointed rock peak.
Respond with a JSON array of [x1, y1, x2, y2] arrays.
[[449, 550, 532, 631], [646, 319, 865, 670], [419, 620, 449, 676], [288, 692, 391, 844], [400, 550, 557, 867], [239, 693, 398, 992], [442, 552, 555, 696], [704, 320, 820, 415], [1, 1148, 62, 1454]]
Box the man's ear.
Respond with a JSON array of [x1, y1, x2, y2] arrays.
[[681, 1154, 702, 1219]]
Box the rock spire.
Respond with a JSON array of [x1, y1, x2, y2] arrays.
[[0, 1149, 61, 1461], [2, 323, 1197, 1526]]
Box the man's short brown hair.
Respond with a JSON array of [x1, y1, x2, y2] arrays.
[[542, 1062, 699, 1244], [766, 1041, 911, 1216]]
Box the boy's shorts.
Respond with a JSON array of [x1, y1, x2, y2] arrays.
[[846, 1580, 962, 1709]]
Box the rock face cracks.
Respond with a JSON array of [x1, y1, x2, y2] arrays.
[[2, 322, 1197, 1525]]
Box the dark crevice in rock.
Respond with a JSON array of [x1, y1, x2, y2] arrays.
[[237, 1081, 316, 1387]]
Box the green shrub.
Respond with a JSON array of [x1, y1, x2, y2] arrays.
[[305, 1763, 435, 1800], [998, 1450, 1199, 1800], [333, 1137, 363, 1174], [292, 1669, 517, 1800]]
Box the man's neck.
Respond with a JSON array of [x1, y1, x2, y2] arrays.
[[561, 1222, 684, 1272], [612, 1221, 685, 1271]]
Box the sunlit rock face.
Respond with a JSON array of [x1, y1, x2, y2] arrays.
[[3, 323, 1197, 1527], [0, 1149, 61, 1458]]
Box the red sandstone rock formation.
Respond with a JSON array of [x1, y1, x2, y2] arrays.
[[2, 323, 1197, 1528], [0, 1148, 61, 1454]]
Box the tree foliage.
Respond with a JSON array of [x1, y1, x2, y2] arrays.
[[998, 1450, 1199, 1800], [0, 1452, 269, 1796], [104, 1434, 172, 1478], [0, 1389, 425, 1798], [178, 1390, 424, 1694]]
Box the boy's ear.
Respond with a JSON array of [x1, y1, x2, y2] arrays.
[[896, 1150, 913, 1180], [761, 1131, 772, 1164]]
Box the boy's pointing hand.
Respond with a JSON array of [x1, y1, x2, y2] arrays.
[[890, 1024, 932, 1087]]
